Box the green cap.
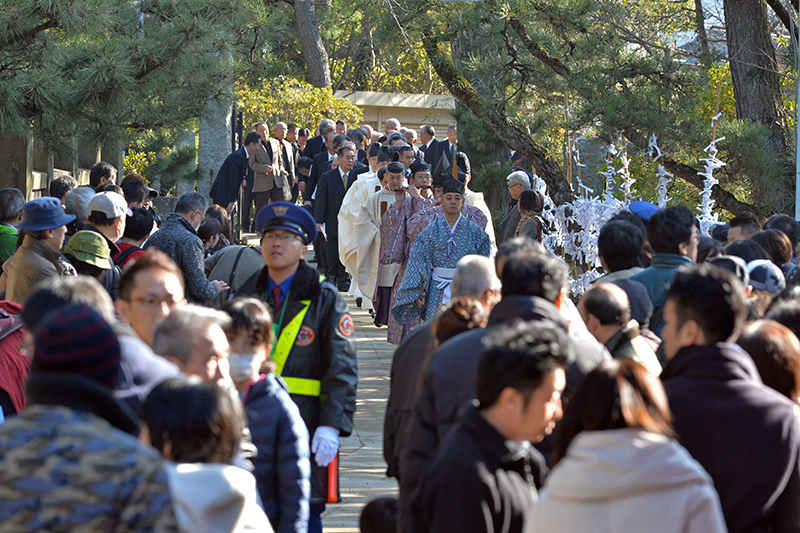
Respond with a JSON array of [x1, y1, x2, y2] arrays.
[[64, 231, 111, 270]]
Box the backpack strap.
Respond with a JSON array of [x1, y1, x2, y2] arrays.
[[229, 246, 262, 289], [0, 318, 23, 343], [114, 246, 142, 267], [530, 216, 544, 242]]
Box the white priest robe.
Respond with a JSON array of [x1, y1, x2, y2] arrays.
[[355, 186, 404, 301], [464, 187, 497, 254]]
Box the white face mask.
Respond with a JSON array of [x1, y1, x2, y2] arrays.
[[228, 352, 261, 383]]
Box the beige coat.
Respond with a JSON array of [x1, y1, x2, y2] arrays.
[[4, 235, 64, 304], [249, 138, 285, 193], [528, 429, 727, 533]]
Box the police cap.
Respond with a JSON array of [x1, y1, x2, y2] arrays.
[[255, 201, 318, 244]]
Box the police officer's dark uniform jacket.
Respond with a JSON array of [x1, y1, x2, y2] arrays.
[[237, 258, 357, 504]]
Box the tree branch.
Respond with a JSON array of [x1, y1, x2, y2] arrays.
[[508, 17, 571, 78], [661, 158, 757, 215], [764, 0, 798, 41]]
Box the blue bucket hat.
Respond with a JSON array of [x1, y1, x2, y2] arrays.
[[17, 197, 75, 232], [256, 201, 317, 244]]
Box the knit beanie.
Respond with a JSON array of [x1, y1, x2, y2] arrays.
[[32, 303, 121, 390]]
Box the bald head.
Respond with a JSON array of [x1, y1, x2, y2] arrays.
[[580, 283, 631, 326]]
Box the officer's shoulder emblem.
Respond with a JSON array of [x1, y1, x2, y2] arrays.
[[339, 314, 354, 337], [296, 325, 315, 346]]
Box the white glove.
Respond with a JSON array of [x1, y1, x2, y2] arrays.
[[311, 426, 340, 467]]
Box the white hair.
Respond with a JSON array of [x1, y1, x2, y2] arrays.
[[153, 305, 231, 364], [451, 255, 501, 299], [385, 118, 401, 130], [506, 171, 531, 190]]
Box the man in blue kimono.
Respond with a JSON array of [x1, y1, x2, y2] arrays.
[[392, 177, 491, 324]]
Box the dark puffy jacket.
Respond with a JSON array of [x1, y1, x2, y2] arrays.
[[662, 342, 800, 533], [237, 260, 358, 503], [244, 373, 310, 533], [398, 295, 609, 532]]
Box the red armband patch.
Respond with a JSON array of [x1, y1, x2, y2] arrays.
[[339, 314, 354, 336], [295, 326, 315, 346]]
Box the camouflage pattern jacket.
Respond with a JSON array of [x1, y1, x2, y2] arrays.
[[0, 373, 178, 532]]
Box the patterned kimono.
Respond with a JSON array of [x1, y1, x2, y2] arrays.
[[381, 198, 491, 344], [392, 212, 491, 326], [381, 195, 434, 344]]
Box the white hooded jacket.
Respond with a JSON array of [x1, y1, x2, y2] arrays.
[[528, 429, 727, 533]]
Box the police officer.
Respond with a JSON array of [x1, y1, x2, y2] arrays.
[[236, 201, 357, 533]]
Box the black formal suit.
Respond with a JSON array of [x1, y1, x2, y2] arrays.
[[210, 146, 248, 206], [314, 166, 352, 288], [357, 148, 368, 167], [433, 140, 456, 170], [290, 141, 302, 203], [303, 134, 326, 159], [421, 139, 440, 166], [305, 151, 334, 203], [304, 151, 334, 277]]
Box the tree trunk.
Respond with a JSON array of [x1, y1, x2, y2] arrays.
[[294, 0, 331, 88], [724, 0, 788, 156], [694, 0, 711, 71]]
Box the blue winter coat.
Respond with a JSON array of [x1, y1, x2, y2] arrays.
[[243, 373, 311, 533], [630, 253, 693, 334]]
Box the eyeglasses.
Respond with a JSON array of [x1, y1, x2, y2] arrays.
[[264, 233, 301, 242], [130, 295, 183, 307], [508, 183, 520, 190]]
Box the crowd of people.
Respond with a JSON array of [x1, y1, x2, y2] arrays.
[[1, 114, 800, 533], [0, 159, 357, 532]]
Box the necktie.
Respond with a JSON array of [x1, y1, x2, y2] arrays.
[[272, 286, 283, 312], [342, 171, 348, 188]]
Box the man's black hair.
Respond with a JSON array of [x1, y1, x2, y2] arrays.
[[725, 239, 769, 263], [648, 205, 695, 255], [368, 142, 381, 158], [298, 128, 310, 138], [729, 211, 762, 236], [667, 263, 747, 344], [581, 284, 630, 326], [123, 207, 154, 241], [421, 125, 435, 137], [359, 497, 398, 533], [89, 161, 116, 189], [121, 179, 148, 207], [49, 175, 77, 201], [297, 156, 313, 170], [767, 301, 800, 340], [606, 209, 647, 241], [764, 215, 800, 252], [96, 184, 122, 196], [397, 145, 414, 157], [501, 249, 567, 302], [346, 129, 364, 146], [244, 131, 261, 146], [598, 220, 644, 272], [710, 223, 730, 244], [477, 321, 572, 408]]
